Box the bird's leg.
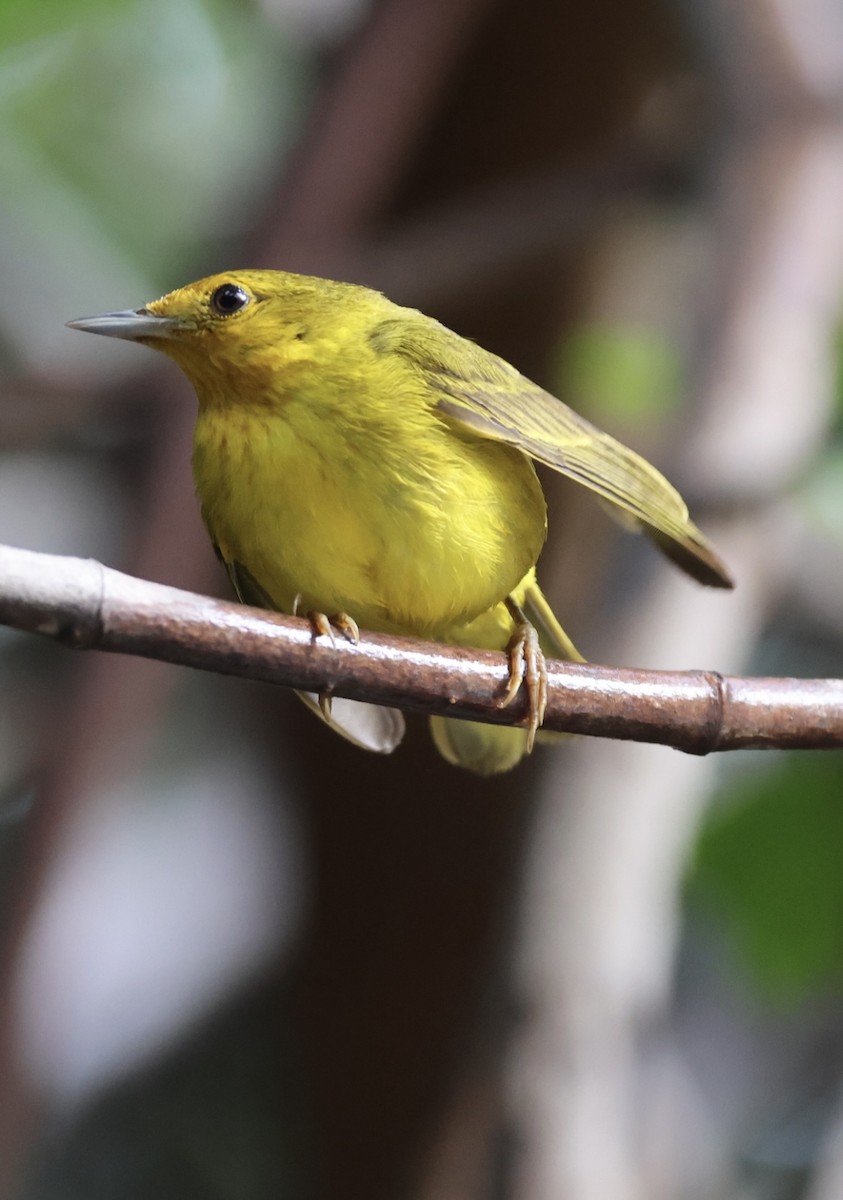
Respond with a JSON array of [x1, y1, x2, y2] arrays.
[[293, 593, 360, 712], [498, 597, 548, 752]]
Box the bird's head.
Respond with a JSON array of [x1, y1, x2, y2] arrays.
[[68, 269, 369, 404]]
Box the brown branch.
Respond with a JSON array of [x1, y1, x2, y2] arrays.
[[2, 542, 841, 755]]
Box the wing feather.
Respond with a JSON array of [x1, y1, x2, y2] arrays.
[[372, 315, 731, 588]]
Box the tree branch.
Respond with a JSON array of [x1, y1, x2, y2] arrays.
[[3, 543, 841, 755]]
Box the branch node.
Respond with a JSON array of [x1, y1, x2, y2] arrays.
[[698, 670, 727, 755], [53, 557, 106, 649]]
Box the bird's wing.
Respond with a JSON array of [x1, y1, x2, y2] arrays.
[[373, 316, 732, 589], [220, 553, 405, 754]]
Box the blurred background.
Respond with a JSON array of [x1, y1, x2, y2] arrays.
[[2, 0, 843, 1197]]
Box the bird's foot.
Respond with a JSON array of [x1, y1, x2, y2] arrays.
[[293, 593, 360, 647], [292, 595, 359, 721], [308, 610, 360, 647], [498, 598, 548, 752]]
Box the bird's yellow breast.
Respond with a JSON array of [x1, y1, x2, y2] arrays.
[[191, 362, 546, 639]]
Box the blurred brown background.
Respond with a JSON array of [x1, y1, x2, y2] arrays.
[[2, 0, 843, 1197]]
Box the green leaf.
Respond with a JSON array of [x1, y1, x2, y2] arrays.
[[0, 0, 117, 51], [689, 754, 843, 1003], [0, 0, 308, 372], [833, 323, 843, 425], [798, 446, 843, 541], [553, 322, 682, 424]]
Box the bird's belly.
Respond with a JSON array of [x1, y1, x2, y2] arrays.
[[193, 410, 546, 638]]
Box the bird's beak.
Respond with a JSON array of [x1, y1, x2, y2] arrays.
[[66, 308, 180, 341]]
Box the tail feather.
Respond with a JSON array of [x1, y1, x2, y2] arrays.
[[429, 716, 530, 776]]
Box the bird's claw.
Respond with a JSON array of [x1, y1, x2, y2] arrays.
[[304, 608, 360, 647], [498, 602, 548, 753], [302, 605, 358, 721], [332, 613, 360, 644]]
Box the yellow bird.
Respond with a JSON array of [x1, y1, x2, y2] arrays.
[[69, 270, 732, 774]]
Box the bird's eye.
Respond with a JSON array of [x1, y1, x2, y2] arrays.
[[210, 283, 250, 316]]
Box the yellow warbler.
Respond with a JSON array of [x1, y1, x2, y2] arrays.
[[69, 270, 731, 774]]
